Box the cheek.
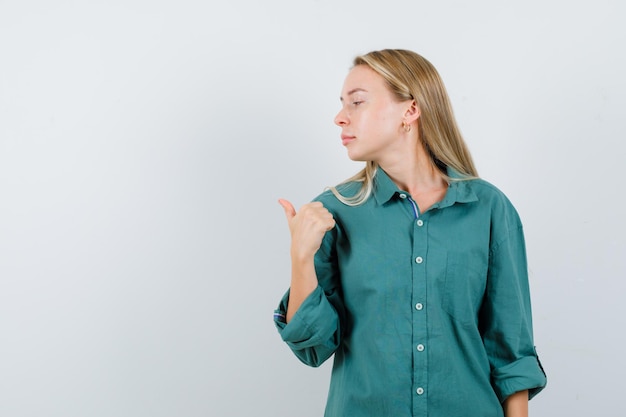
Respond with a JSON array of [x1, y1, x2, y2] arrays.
[[374, 103, 400, 125], [353, 104, 399, 134], [374, 112, 399, 135]]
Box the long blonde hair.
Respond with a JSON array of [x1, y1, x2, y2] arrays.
[[331, 49, 478, 206]]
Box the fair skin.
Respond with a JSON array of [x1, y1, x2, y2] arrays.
[[278, 64, 529, 416], [504, 390, 529, 417]]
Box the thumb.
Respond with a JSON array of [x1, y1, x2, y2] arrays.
[[278, 198, 296, 221]]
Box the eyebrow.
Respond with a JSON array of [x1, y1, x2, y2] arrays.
[[340, 88, 368, 101]]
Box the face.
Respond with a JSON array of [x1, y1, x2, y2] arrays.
[[334, 65, 412, 163]]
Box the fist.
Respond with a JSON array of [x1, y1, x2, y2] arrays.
[[278, 199, 336, 259]]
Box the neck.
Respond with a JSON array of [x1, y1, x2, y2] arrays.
[[378, 142, 447, 196]]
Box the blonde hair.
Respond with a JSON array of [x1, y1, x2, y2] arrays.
[[331, 49, 478, 206]]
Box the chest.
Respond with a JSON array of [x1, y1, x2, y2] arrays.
[[333, 203, 492, 319]]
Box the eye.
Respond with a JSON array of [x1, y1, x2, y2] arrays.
[[352, 101, 364, 106]]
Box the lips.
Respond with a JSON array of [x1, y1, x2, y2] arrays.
[[341, 134, 356, 146]]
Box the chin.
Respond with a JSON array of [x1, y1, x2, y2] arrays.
[[346, 148, 367, 162], [348, 154, 367, 162], [346, 151, 371, 163]]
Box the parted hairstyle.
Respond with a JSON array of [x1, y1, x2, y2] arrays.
[[331, 49, 478, 206]]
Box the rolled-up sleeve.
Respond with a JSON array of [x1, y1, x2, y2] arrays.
[[480, 224, 547, 402], [274, 285, 341, 367]]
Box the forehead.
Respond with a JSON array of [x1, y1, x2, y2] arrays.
[[341, 65, 389, 96]]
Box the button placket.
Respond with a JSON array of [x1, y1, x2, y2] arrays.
[[411, 199, 428, 411]]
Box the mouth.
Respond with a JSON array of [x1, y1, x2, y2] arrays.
[[341, 134, 356, 146]]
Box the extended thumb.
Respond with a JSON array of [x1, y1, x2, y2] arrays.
[[278, 198, 296, 220]]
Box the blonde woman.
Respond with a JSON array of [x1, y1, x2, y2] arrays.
[[275, 49, 546, 417]]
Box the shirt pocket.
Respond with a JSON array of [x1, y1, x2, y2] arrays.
[[442, 251, 488, 327]]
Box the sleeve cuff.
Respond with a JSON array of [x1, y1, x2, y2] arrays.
[[273, 286, 339, 348], [492, 352, 547, 402]]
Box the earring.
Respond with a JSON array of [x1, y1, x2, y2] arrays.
[[403, 122, 411, 133]]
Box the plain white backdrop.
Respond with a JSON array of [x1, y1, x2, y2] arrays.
[[1, 1, 624, 416]]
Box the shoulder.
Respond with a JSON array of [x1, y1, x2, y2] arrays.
[[467, 178, 513, 204], [312, 181, 363, 213], [463, 178, 523, 227]]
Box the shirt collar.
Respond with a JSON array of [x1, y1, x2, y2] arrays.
[[372, 168, 402, 205], [372, 166, 478, 207]]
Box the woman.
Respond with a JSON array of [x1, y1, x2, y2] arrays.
[[274, 49, 546, 417]]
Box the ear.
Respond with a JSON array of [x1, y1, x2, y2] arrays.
[[403, 100, 420, 124]]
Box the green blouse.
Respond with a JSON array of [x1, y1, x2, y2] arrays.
[[274, 168, 546, 417]]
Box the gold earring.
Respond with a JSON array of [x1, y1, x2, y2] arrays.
[[403, 122, 411, 133]]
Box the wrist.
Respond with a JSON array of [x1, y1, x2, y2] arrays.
[[290, 246, 317, 264]]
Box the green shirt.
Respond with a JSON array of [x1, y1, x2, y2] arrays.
[[274, 168, 546, 417]]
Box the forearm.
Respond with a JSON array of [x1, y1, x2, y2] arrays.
[[286, 254, 319, 323], [278, 199, 334, 323], [503, 390, 528, 417]]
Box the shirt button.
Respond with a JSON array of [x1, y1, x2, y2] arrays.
[[416, 219, 424, 227], [417, 344, 425, 352], [415, 256, 423, 264], [399, 193, 407, 199], [415, 303, 423, 310], [416, 387, 424, 395]]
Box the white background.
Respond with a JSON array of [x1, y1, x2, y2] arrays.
[[1, 1, 624, 416]]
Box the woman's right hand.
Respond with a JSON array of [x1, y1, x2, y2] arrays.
[[278, 199, 336, 261]]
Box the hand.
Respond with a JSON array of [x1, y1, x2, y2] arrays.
[[278, 199, 336, 261]]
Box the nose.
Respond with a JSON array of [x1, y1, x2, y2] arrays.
[[334, 107, 348, 126]]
